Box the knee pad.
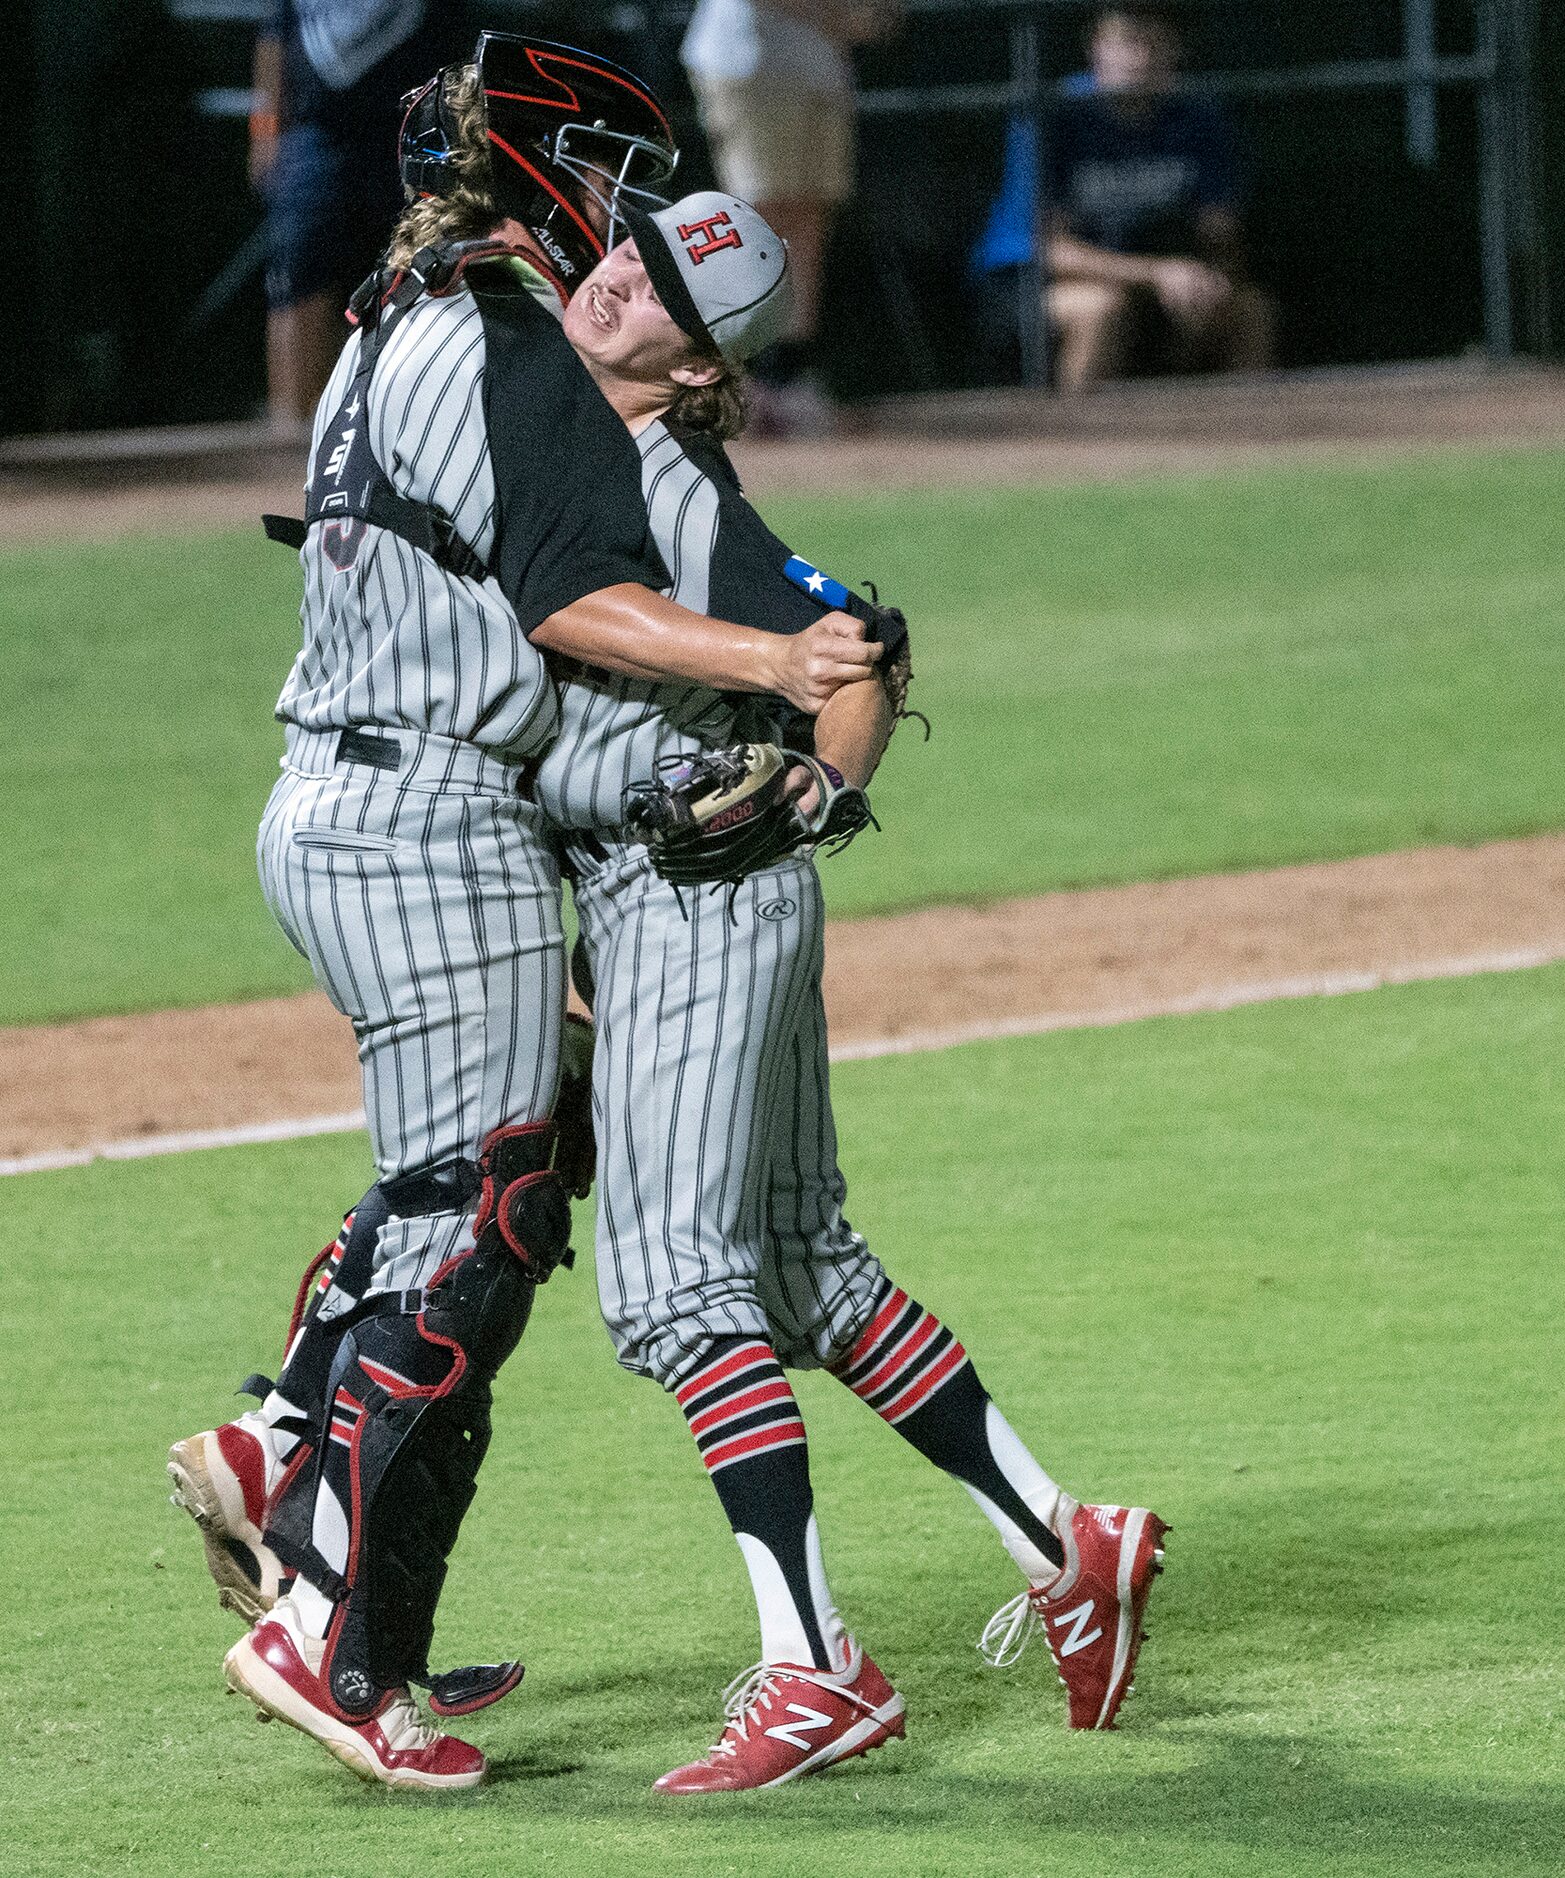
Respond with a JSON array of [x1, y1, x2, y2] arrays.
[[265, 1157, 484, 1428], [472, 1121, 575, 1279]]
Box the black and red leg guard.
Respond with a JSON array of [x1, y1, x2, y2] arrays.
[[266, 1124, 570, 1720], [471, 1119, 578, 1278]]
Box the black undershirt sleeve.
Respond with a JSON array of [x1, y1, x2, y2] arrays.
[[668, 425, 831, 750], [673, 427, 823, 639], [477, 287, 669, 635]]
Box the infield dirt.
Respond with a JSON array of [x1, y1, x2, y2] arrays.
[[9, 832, 1565, 1162], [9, 364, 1565, 1162], [6, 360, 1565, 541]]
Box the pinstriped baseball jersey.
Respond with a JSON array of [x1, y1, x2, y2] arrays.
[[278, 267, 666, 757], [543, 415, 887, 1387], [257, 259, 666, 1297], [532, 417, 820, 831]]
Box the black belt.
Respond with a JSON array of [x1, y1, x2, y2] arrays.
[[334, 728, 537, 800], [336, 728, 402, 773]]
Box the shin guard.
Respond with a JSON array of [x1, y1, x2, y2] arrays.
[[267, 1123, 569, 1718]]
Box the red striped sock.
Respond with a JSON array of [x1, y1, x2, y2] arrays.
[[833, 1283, 1066, 1577], [676, 1339, 808, 1474], [674, 1339, 842, 1669], [832, 1285, 971, 1425]]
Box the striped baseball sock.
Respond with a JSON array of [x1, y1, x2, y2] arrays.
[[833, 1284, 1068, 1583], [676, 1337, 848, 1671]]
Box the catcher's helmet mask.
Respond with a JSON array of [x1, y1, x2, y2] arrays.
[[398, 32, 677, 284]]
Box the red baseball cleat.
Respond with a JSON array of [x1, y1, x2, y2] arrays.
[[167, 1417, 298, 1622], [980, 1502, 1168, 1730], [224, 1598, 486, 1790], [654, 1645, 905, 1793]]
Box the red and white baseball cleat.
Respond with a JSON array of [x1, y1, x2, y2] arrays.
[[654, 1645, 905, 1794], [223, 1597, 486, 1790], [980, 1501, 1168, 1730], [167, 1415, 298, 1622]]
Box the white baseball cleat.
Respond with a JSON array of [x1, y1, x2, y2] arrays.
[[167, 1415, 297, 1622]]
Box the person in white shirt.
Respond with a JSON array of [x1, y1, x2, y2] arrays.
[[681, 0, 900, 431]]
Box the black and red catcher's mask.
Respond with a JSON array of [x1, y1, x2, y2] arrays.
[[398, 31, 678, 288]]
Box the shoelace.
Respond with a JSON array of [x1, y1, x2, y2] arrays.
[[705, 1658, 876, 1760], [376, 1689, 441, 1755], [708, 1662, 783, 1758], [978, 1589, 1046, 1669]]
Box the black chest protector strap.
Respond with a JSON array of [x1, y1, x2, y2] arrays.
[[262, 240, 522, 581]]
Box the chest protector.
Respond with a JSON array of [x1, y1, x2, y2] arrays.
[[264, 239, 551, 580]]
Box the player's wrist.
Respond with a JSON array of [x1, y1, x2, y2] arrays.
[[749, 633, 790, 700]]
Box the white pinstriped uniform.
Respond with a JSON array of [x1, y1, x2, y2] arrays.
[[534, 422, 762, 832], [258, 271, 659, 1296], [277, 291, 558, 754], [534, 419, 887, 1387]]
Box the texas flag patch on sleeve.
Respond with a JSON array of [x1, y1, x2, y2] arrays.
[[784, 556, 854, 612]]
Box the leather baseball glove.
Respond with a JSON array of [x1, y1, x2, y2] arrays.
[[624, 743, 874, 888]]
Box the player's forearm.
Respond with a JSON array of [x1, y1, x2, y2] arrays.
[[1047, 225, 1159, 289], [811, 672, 894, 790], [535, 585, 786, 693]]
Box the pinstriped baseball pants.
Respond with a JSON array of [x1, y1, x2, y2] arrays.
[[569, 843, 886, 1388], [258, 727, 565, 1295]]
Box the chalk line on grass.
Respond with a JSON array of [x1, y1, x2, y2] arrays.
[[3, 940, 1558, 1179]]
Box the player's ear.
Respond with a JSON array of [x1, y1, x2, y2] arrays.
[[669, 353, 725, 391]]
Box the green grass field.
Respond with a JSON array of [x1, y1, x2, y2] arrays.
[[8, 444, 1565, 1024], [5, 965, 1563, 1876]]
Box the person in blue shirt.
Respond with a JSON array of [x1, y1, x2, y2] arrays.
[[250, 1, 456, 427], [1045, 6, 1273, 390]]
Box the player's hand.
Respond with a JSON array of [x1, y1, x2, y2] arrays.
[[1150, 257, 1232, 323], [772, 612, 882, 716], [785, 762, 819, 819]]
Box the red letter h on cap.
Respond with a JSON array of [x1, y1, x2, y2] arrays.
[[678, 212, 744, 264]]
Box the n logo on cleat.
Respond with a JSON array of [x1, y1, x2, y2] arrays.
[[1051, 1599, 1103, 1657], [765, 1703, 834, 1752]]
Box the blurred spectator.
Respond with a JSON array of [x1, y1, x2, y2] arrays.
[[1044, 5, 1274, 390], [680, 0, 900, 433], [975, 5, 1274, 391], [251, 1, 455, 428]]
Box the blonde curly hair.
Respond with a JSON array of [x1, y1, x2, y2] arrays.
[[385, 65, 502, 268]]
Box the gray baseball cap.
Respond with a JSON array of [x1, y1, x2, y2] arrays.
[[621, 191, 792, 365]]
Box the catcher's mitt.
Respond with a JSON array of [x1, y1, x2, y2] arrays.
[[624, 743, 874, 888]]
